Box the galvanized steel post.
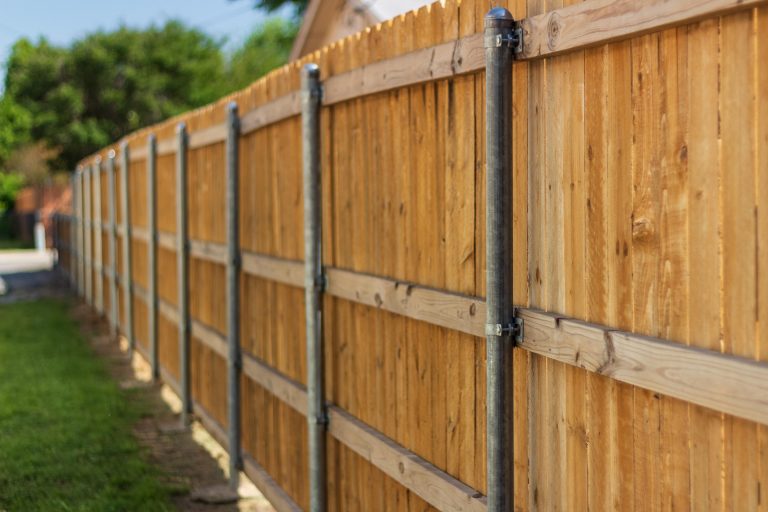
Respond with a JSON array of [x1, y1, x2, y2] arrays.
[[72, 172, 80, 292], [485, 7, 519, 512], [176, 123, 192, 424], [77, 168, 85, 298], [225, 102, 242, 487], [120, 142, 135, 357], [147, 135, 159, 379], [302, 63, 326, 512], [107, 151, 119, 337], [84, 166, 92, 306], [93, 158, 104, 314]]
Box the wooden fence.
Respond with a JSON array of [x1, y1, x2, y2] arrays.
[[54, 0, 768, 510]]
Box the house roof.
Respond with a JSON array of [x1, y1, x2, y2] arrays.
[[289, 0, 434, 61]]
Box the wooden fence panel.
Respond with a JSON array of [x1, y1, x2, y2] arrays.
[[64, 0, 768, 510]]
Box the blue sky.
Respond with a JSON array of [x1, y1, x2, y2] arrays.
[[0, 0, 288, 87]]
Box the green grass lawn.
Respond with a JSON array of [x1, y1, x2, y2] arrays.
[[0, 300, 173, 511]]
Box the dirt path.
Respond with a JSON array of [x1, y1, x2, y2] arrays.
[[72, 302, 275, 512]]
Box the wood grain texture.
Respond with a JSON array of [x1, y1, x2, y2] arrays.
[[241, 252, 303, 288], [189, 239, 227, 265], [519, 0, 768, 59], [325, 268, 484, 338], [519, 309, 768, 426], [327, 406, 488, 512], [322, 32, 483, 106], [188, 122, 227, 149], [242, 454, 303, 512], [240, 92, 301, 134]]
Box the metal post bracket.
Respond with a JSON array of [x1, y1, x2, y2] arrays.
[[484, 317, 523, 342], [484, 26, 523, 55]]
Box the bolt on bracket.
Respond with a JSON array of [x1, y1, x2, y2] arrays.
[[484, 25, 524, 55], [485, 316, 523, 343]]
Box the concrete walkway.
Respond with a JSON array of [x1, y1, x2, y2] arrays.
[[0, 249, 65, 302]]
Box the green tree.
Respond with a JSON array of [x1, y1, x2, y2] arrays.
[[0, 172, 23, 213], [229, 18, 298, 90], [0, 97, 32, 167], [3, 22, 229, 171]]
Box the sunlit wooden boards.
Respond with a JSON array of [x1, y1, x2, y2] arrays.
[[70, 0, 768, 509]]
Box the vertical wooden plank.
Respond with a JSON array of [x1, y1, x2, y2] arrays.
[[606, 39, 635, 512], [525, 0, 546, 507], [721, 9, 759, 511], [559, 0, 587, 507], [757, 7, 768, 511], [631, 32, 662, 512], [657, 26, 691, 511], [687, 17, 725, 511], [584, 42, 617, 512]]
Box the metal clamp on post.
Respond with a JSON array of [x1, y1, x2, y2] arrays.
[[315, 272, 327, 293], [484, 317, 523, 343], [484, 26, 523, 55]]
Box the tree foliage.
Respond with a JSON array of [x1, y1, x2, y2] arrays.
[[0, 97, 31, 167], [0, 17, 296, 174], [229, 18, 298, 90], [0, 172, 24, 213], [3, 22, 228, 171]]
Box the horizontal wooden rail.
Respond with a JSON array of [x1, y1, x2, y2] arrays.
[[132, 245, 768, 426], [325, 267, 484, 337], [327, 406, 487, 512], [157, 137, 175, 156], [158, 231, 175, 251], [117, 257, 768, 502], [133, 282, 148, 303], [322, 33, 484, 106], [241, 251, 303, 288], [241, 353, 487, 512], [129, 145, 147, 162], [189, 122, 227, 149], [518, 309, 768, 425], [519, 0, 767, 59], [144, 293, 488, 512], [132, 226, 149, 242], [105, 0, 764, 168], [126, 338, 302, 512], [191, 320, 227, 360], [192, 401, 229, 450], [243, 454, 303, 512], [190, 239, 226, 264], [242, 354, 308, 416], [158, 298, 179, 324], [240, 91, 301, 135]]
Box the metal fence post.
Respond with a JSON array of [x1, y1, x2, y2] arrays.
[[71, 172, 79, 291], [225, 102, 242, 487], [148, 135, 159, 379], [84, 166, 92, 306], [176, 123, 191, 424], [107, 150, 119, 338], [302, 63, 326, 512], [93, 158, 103, 314], [120, 142, 135, 358], [77, 168, 85, 298], [484, 8, 519, 512]]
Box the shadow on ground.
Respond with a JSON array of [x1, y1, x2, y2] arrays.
[[72, 303, 274, 512], [1, 250, 274, 510]]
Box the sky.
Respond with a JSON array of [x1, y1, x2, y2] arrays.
[[0, 0, 289, 88]]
